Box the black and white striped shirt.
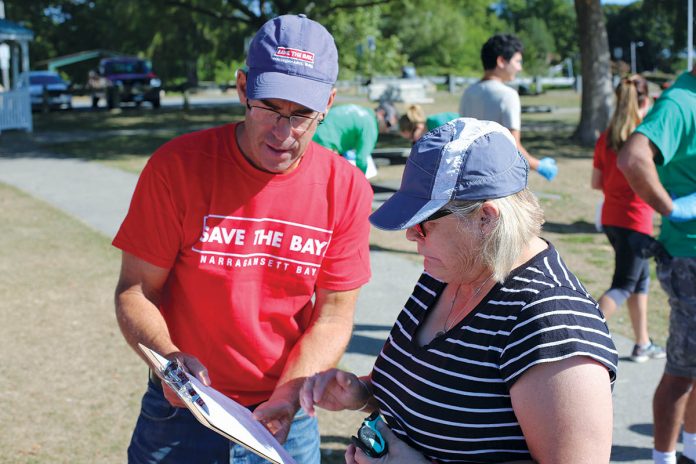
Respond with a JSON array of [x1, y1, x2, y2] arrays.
[[372, 244, 618, 463]]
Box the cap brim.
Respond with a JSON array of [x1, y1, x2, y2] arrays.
[[246, 70, 333, 113], [369, 191, 448, 231]]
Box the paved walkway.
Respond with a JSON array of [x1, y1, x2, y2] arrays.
[[0, 139, 664, 463]]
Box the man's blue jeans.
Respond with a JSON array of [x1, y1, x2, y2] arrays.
[[127, 379, 320, 463]]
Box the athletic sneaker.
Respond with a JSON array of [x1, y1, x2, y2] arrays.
[[631, 341, 666, 363], [677, 455, 696, 464]]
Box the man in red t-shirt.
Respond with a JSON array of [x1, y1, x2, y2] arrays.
[[113, 14, 372, 464]]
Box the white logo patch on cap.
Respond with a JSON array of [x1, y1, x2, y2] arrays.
[[274, 47, 315, 67]]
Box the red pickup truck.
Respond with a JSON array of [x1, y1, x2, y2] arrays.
[[88, 57, 162, 109]]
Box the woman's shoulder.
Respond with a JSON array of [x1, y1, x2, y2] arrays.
[[504, 241, 594, 301], [499, 254, 617, 386]]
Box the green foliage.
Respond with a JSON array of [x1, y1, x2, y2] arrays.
[[322, 6, 407, 79], [604, 0, 688, 73], [212, 59, 246, 86], [498, 0, 577, 71], [516, 17, 555, 75], [384, 0, 504, 75], [2, 0, 686, 85]]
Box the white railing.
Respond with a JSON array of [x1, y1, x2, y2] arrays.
[[0, 87, 32, 134]]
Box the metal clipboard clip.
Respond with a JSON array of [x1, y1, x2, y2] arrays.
[[162, 358, 209, 413]]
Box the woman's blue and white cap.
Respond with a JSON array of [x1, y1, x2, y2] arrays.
[[370, 118, 529, 231]]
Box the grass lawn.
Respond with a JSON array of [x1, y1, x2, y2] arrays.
[[0, 183, 142, 463], [0, 89, 671, 462]]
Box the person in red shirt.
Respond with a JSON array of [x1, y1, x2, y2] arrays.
[[591, 74, 664, 363], [112, 14, 373, 464]]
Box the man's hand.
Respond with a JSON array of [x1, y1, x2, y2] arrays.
[[161, 351, 210, 408], [253, 397, 297, 444], [345, 421, 430, 464], [669, 191, 696, 222], [536, 157, 557, 181]]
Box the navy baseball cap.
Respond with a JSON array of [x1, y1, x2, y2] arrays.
[[246, 14, 338, 113], [370, 118, 529, 231]]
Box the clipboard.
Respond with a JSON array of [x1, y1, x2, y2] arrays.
[[138, 344, 297, 464]]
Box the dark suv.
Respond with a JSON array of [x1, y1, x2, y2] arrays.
[[89, 57, 162, 109]]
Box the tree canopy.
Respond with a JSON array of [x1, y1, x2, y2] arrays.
[[3, 0, 687, 85]]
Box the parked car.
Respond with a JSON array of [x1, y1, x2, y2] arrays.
[[88, 57, 161, 109], [22, 71, 72, 110]]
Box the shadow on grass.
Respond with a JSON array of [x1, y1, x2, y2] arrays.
[[43, 134, 176, 161], [525, 130, 593, 160], [16, 104, 593, 166], [375, 132, 410, 150], [543, 220, 598, 234], [32, 104, 244, 133], [7, 105, 247, 164]]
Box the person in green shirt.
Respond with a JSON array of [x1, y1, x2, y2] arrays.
[[398, 104, 458, 143], [312, 102, 398, 178], [618, 65, 696, 464]]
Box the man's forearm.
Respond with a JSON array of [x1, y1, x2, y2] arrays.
[[617, 133, 673, 216], [519, 146, 539, 171], [115, 289, 179, 366], [510, 129, 539, 170], [270, 289, 359, 406], [270, 316, 354, 407]]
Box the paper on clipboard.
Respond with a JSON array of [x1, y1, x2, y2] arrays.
[[138, 344, 296, 464]]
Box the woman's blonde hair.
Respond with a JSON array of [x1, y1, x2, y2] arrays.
[[606, 74, 649, 151], [447, 189, 544, 283], [398, 104, 426, 133]]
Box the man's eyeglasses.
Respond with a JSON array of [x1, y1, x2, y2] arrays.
[[413, 209, 453, 238], [246, 101, 321, 133]]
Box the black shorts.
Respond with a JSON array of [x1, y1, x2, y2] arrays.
[[603, 225, 650, 294]]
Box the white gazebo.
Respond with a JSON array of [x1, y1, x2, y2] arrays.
[[0, 15, 33, 134]]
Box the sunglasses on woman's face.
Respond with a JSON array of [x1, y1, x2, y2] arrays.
[[414, 209, 453, 238]]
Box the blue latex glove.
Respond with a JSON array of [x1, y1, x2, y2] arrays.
[[668, 192, 696, 222], [536, 157, 558, 181], [342, 149, 357, 163]]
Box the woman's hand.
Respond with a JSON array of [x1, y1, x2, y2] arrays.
[[300, 368, 370, 416], [345, 421, 431, 464]]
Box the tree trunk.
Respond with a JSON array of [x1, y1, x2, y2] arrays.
[[573, 0, 614, 146], [186, 59, 198, 88]]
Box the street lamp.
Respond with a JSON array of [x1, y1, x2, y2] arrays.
[[630, 41, 644, 74]]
